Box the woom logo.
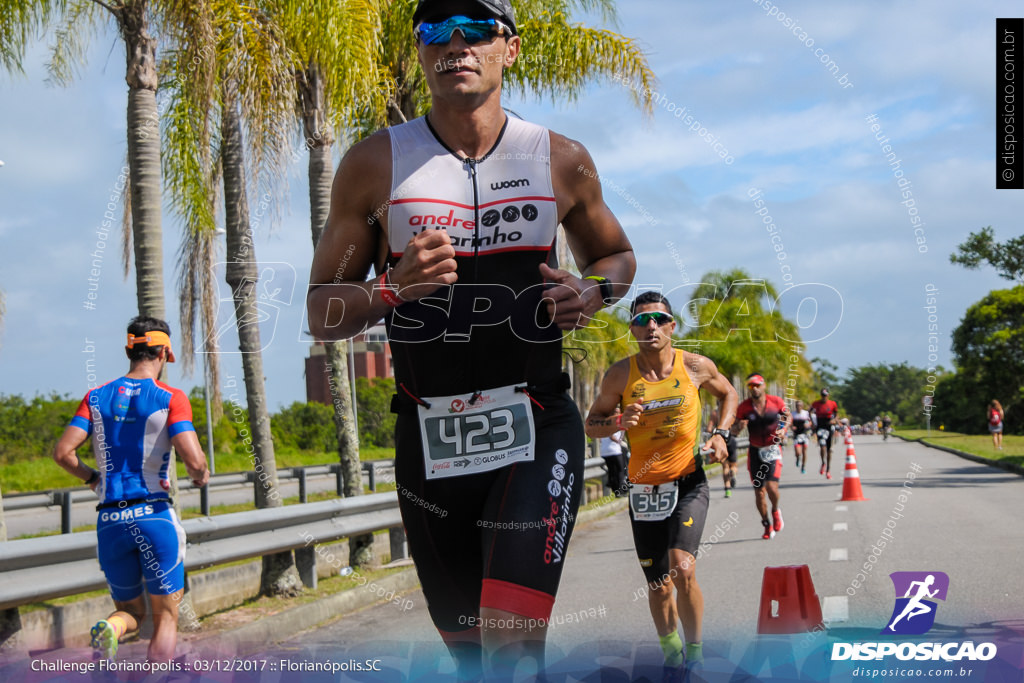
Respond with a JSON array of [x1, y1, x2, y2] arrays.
[[491, 178, 530, 190]]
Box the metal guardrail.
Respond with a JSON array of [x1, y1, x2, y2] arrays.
[[0, 459, 610, 610], [3, 460, 396, 511], [4, 461, 397, 533]]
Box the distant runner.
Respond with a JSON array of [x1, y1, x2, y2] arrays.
[[791, 399, 811, 473], [810, 388, 839, 479], [586, 291, 738, 670]]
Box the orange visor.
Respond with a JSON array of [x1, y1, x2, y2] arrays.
[[126, 331, 176, 362]]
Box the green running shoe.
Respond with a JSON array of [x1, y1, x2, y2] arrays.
[[90, 619, 118, 660]]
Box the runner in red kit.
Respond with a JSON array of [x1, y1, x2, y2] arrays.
[[732, 374, 790, 540]]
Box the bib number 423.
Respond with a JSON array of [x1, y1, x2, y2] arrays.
[[437, 409, 516, 455]]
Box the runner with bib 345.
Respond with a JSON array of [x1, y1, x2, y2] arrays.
[[585, 292, 737, 671]]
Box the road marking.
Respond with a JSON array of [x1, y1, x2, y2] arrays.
[[829, 547, 848, 561], [833, 522, 848, 531], [822, 595, 849, 623], [835, 505, 848, 512]]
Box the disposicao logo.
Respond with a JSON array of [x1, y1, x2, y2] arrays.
[[831, 571, 997, 662], [884, 571, 948, 635]]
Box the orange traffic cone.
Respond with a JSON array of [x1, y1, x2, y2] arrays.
[[757, 565, 825, 634], [840, 438, 868, 502]]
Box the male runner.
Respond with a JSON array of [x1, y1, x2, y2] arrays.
[[709, 407, 738, 497], [52, 317, 209, 661], [733, 374, 790, 539], [882, 413, 893, 441], [810, 388, 839, 479], [791, 399, 811, 473], [306, 0, 636, 675], [585, 292, 737, 668]]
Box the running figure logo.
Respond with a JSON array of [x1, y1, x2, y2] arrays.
[[883, 571, 949, 635]]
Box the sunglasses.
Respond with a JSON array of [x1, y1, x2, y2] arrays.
[[630, 312, 674, 327], [416, 16, 510, 46]]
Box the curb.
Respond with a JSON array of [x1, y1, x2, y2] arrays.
[[895, 435, 1024, 477], [212, 497, 631, 655]]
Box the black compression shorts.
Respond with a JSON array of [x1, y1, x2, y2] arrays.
[[393, 390, 584, 634], [748, 445, 783, 486], [629, 468, 709, 584]]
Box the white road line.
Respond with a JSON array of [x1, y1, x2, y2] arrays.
[[829, 547, 848, 561], [833, 522, 848, 531], [822, 595, 849, 623], [835, 505, 848, 512]]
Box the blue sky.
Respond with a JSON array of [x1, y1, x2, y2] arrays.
[[0, 0, 1016, 409]]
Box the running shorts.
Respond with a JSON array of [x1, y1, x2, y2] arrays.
[[393, 389, 584, 633], [629, 468, 709, 584], [748, 445, 783, 487], [96, 500, 186, 601]]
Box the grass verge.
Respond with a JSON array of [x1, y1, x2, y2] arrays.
[[894, 430, 1023, 469]]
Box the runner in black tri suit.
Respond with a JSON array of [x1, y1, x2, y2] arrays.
[[306, 1, 636, 676], [791, 399, 811, 473]]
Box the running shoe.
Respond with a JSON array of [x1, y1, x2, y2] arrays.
[[90, 619, 118, 661], [724, 489, 732, 498], [801, 466, 806, 474], [826, 471, 833, 480], [762, 520, 775, 540], [773, 509, 784, 532], [820, 464, 825, 475]]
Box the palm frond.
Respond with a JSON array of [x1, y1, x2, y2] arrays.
[[45, 0, 102, 85], [0, 0, 65, 74], [507, 12, 655, 115]]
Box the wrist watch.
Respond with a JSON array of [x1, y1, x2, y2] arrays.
[[584, 276, 614, 306], [712, 428, 731, 440]]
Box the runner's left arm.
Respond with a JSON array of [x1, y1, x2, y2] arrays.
[[690, 355, 738, 463], [544, 133, 636, 330]]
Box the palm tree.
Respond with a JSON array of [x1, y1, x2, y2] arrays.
[[1, 0, 177, 317], [684, 269, 812, 394], [273, 0, 385, 568], [162, 1, 302, 595]]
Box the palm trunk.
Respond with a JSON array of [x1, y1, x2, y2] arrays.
[[120, 0, 165, 319], [222, 85, 300, 596], [301, 63, 371, 567]]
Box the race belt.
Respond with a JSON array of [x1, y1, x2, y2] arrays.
[[630, 481, 679, 522], [417, 384, 535, 479]]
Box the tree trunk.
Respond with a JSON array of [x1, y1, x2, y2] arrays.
[[120, 0, 165, 319], [222, 85, 301, 596], [301, 62, 372, 567]]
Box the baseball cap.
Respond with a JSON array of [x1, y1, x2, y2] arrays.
[[746, 374, 765, 387], [821, 387, 830, 396], [413, 0, 518, 35]]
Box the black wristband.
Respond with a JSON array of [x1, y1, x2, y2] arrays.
[[85, 469, 99, 486], [584, 276, 614, 306]]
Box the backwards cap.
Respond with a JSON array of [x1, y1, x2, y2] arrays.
[[126, 331, 176, 362]]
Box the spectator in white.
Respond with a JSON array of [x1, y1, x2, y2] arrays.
[[600, 430, 628, 496]]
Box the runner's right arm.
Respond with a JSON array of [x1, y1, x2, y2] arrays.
[[307, 133, 458, 341], [585, 361, 642, 439], [52, 425, 97, 489]]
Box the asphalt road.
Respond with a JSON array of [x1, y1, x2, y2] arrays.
[[6, 436, 1024, 681], [265, 435, 1024, 680]]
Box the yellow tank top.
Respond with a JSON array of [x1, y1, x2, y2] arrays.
[[621, 349, 702, 485]]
